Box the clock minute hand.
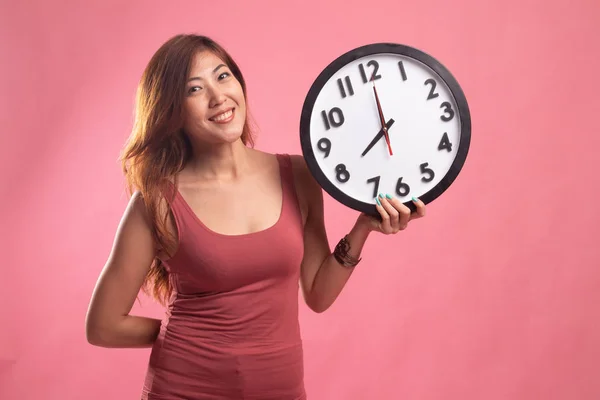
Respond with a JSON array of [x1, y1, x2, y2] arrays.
[[361, 118, 395, 157], [372, 80, 393, 156]]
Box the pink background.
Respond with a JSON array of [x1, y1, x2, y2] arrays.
[[2, 0, 599, 399]]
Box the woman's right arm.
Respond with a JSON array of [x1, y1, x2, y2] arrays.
[[85, 191, 162, 348]]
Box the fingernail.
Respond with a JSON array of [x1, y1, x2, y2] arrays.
[[412, 197, 419, 202], [376, 197, 381, 206], [378, 193, 384, 198], [385, 193, 393, 199]]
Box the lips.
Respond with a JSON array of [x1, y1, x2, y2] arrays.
[[209, 108, 235, 123]]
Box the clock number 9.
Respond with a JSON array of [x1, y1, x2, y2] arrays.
[[396, 177, 410, 197], [440, 102, 455, 122], [321, 107, 345, 130], [335, 164, 350, 183], [317, 138, 331, 158]]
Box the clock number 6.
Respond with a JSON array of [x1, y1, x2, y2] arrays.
[[335, 164, 350, 183], [321, 107, 345, 130], [396, 177, 410, 197]]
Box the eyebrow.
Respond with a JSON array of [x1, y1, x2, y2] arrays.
[[187, 64, 227, 82]]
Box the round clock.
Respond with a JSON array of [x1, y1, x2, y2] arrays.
[[299, 42, 471, 216]]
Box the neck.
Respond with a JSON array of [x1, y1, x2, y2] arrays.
[[186, 138, 253, 181]]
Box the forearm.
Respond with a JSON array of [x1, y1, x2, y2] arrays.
[[307, 221, 372, 313], [87, 315, 162, 348]]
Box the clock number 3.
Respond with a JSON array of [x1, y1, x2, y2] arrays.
[[321, 107, 345, 130], [440, 102, 455, 122]]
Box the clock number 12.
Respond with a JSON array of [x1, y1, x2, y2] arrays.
[[359, 60, 382, 83]]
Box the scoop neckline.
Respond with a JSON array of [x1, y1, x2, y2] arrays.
[[172, 153, 286, 238]]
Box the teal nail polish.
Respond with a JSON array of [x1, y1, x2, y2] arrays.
[[376, 197, 381, 206], [378, 193, 384, 198], [385, 193, 393, 199], [412, 196, 419, 202]]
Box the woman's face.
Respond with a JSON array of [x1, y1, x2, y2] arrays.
[[182, 50, 246, 145]]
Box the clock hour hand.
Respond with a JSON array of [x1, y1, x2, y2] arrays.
[[361, 118, 395, 157]]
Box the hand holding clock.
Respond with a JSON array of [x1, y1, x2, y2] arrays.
[[356, 194, 426, 235]]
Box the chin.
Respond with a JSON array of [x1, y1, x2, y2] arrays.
[[222, 131, 244, 144], [215, 123, 245, 143], [219, 119, 246, 142]]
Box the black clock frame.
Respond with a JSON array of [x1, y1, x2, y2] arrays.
[[299, 42, 471, 216]]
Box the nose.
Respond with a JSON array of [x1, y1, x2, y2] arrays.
[[207, 84, 227, 108]]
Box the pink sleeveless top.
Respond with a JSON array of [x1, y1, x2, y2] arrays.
[[141, 154, 307, 400]]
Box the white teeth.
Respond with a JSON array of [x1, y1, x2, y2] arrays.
[[212, 110, 233, 122]]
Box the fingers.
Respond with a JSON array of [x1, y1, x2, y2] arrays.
[[375, 193, 412, 233], [375, 193, 398, 233], [387, 195, 411, 230], [410, 197, 426, 220]]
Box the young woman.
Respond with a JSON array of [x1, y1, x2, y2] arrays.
[[85, 34, 426, 400]]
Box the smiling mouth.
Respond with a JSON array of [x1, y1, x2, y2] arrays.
[[209, 109, 235, 123]]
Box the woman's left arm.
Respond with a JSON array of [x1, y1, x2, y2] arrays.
[[291, 156, 426, 313]]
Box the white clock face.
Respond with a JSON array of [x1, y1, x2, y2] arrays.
[[301, 45, 470, 215]]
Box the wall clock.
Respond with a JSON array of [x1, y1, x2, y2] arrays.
[[299, 42, 471, 216]]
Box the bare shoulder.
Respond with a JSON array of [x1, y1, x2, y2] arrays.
[[288, 154, 320, 190], [122, 190, 152, 232], [120, 189, 175, 259], [288, 154, 324, 222], [112, 190, 157, 260]]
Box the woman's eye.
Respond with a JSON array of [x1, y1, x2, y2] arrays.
[[188, 86, 201, 94], [218, 72, 230, 80]]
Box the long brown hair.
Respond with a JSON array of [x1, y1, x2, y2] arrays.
[[120, 34, 255, 305]]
